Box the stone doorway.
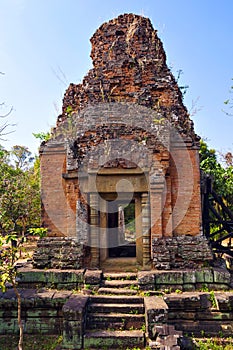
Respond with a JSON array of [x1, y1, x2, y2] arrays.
[[99, 193, 143, 267], [108, 200, 136, 259], [88, 168, 151, 269]]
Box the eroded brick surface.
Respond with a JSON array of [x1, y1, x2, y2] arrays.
[[38, 13, 210, 269]]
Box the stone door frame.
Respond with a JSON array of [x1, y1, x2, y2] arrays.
[[87, 168, 152, 268]]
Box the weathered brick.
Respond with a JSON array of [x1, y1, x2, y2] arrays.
[[38, 13, 210, 270]]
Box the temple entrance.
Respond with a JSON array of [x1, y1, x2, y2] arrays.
[[89, 168, 151, 269], [108, 200, 136, 258], [99, 192, 144, 268]]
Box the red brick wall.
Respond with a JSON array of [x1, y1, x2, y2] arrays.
[[40, 142, 77, 237], [41, 13, 202, 243]]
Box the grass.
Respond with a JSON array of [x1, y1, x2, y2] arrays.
[[193, 337, 233, 350], [0, 335, 62, 350]]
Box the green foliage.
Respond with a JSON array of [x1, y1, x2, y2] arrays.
[[141, 324, 146, 332], [0, 335, 63, 350], [200, 140, 233, 209], [65, 105, 73, 115], [0, 231, 37, 349], [129, 284, 139, 291], [141, 291, 151, 297], [194, 337, 233, 349], [28, 227, 47, 238], [0, 233, 23, 291], [33, 131, 51, 142], [0, 145, 40, 237], [209, 291, 218, 308], [201, 284, 209, 292], [124, 202, 136, 234], [175, 289, 182, 294], [11, 145, 34, 170]]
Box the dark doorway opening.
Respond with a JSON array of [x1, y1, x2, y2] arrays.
[[108, 200, 136, 258]]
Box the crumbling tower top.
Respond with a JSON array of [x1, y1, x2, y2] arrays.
[[60, 13, 197, 141], [90, 13, 166, 68]]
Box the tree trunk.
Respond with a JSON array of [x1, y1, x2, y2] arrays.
[[12, 282, 23, 350]]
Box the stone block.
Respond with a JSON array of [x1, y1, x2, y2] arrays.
[[138, 271, 155, 286], [62, 320, 83, 349], [17, 269, 48, 283], [84, 269, 102, 285], [144, 296, 168, 339], [62, 295, 89, 320], [155, 271, 184, 285], [168, 311, 195, 320], [140, 283, 155, 291], [195, 269, 214, 283], [183, 271, 196, 284], [216, 293, 232, 311], [183, 284, 196, 292], [213, 268, 231, 285]]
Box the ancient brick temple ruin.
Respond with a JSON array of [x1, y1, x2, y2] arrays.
[[34, 13, 213, 270]]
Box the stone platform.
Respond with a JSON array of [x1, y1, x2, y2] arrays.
[[1, 271, 233, 349], [0, 266, 232, 349], [16, 265, 233, 292]]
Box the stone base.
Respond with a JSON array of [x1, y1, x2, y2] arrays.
[[152, 235, 213, 270], [138, 267, 232, 292], [33, 235, 214, 272], [33, 237, 84, 269]]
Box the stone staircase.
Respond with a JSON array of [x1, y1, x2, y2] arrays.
[[99, 272, 140, 295], [83, 273, 146, 349]]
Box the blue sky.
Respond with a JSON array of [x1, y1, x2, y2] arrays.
[[1, 0, 233, 155]]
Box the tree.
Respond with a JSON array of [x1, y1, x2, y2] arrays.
[[200, 140, 233, 208], [0, 234, 25, 350], [0, 229, 47, 350], [0, 146, 40, 237], [0, 145, 42, 350], [11, 145, 34, 170], [0, 72, 14, 139]]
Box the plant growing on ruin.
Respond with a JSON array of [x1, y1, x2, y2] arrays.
[[175, 69, 189, 97], [175, 289, 182, 294], [33, 131, 51, 143], [200, 284, 209, 292], [28, 227, 47, 238], [193, 337, 233, 350], [209, 291, 218, 308]]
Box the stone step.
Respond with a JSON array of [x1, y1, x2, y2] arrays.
[[89, 302, 144, 314], [102, 279, 139, 289], [84, 330, 145, 349], [103, 272, 138, 281], [87, 312, 145, 330], [98, 287, 138, 295], [90, 294, 144, 304]]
